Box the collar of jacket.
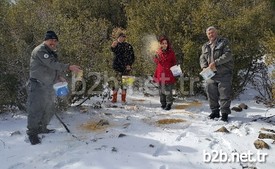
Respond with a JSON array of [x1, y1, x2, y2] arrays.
[[43, 42, 54, 51], [206, 37, 221, 46], [43, 43, 58, 57]]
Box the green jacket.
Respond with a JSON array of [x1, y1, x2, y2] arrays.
[[29, 43, 69, 86], [200, 37, 233, 77]]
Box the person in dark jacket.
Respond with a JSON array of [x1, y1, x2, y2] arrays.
[[154, 35, 177, 110], [200, 26, 234, 122], [27, 31, 81, 145], [110, 33, 135, 103]]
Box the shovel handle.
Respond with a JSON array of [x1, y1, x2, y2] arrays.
[[55, 113, 71, 133]]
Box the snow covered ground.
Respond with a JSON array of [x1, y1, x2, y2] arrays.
[[1, 88, 275, 169]]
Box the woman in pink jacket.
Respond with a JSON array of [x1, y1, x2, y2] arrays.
[[154, 36, 177, 110]]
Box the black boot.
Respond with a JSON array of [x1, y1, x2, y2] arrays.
[[164, 104, 172, 111], [28, 134, 41, 145], [39, 128, 56, 134], [209, 109, 220, 119], [161, 103, 166, 109], [221, 113, 228, 122]]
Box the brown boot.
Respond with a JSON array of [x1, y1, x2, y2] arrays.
[[122, 90, 126, 103], [112, 91, 118, 103]]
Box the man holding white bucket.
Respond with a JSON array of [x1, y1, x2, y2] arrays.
[[27, 30, 81, 145], [200, 26, 234, 122]]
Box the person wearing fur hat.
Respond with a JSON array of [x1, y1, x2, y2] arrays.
[[154, 35, 177, 110], [27, 30, 81, 145], [110, 32, 135, 104]]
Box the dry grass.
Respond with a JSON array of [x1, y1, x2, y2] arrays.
[[174, 101, 202, 110], [157, 118, 186, 125], [80, 119, 109, 132]]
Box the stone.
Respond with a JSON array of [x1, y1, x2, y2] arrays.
[[258, 133, 275, 140], [215, 126, 230, 133], [254, 139, 269, 149], [231, 106, 242, 112], [239, 103, 248, 109]]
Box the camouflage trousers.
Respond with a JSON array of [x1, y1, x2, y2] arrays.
[[159, 83, 174, 105], [109, 71, 130, 91]]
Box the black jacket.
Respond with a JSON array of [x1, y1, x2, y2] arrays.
[[111, 42, 135, 73]]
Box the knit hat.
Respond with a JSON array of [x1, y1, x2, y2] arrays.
[[44, 31, 58, 41], [117, 32, 126, 38]]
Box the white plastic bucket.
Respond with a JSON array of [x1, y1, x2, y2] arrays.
[[199, 67, 215, 80], [53, 82, 69, 97], [170, 65, 183, 76]]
